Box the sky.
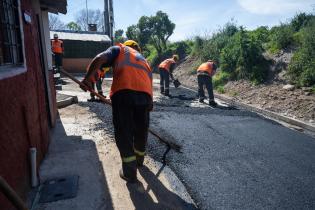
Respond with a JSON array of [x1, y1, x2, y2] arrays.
[[57, 0, 315, 41]]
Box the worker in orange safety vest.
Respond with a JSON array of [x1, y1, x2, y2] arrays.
[[81, 40, 153, 183], [197, 60, 218, 107], [87, 66, 110, 102], [51, 34, 64, 72], [158, 55, 179, 96]]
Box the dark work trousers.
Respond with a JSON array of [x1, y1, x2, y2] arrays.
[[54, 53, 63, 70], [159, 68, 170, 95], [90, 78, 103, 98], [197, 74, 214, 101], [111, 90, 151, 178]]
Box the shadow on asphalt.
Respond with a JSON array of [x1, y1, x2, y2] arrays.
[[126, 165, 199, 210]]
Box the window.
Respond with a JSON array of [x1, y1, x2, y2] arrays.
[[0, 0, 24, 67]]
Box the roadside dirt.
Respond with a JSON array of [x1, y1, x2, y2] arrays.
[[173, 56, 315, 123]]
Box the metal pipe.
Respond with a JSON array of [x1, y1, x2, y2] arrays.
[[30, 148, 38, 187], [0, 176, 29, 210]]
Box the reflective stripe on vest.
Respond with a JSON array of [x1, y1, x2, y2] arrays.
[[197, 62, 215, 76], [52, 40, 63, 53], [159, 58, 175, 71], [110, 44, 153, 98]]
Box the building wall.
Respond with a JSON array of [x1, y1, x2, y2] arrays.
[[63, 58, 92, 72], [0, 0, 55, 209]]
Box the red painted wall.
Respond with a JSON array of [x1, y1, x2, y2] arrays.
[[0, 0, 56, 209]]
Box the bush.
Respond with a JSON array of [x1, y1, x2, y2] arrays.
[[220, 28, 269, 83], [213, 71, 231, 88], [216, 85, 225, 94], [288, 18, 315, 87], [291, 13, 312, 32], [268, 24, 294, 52], [192, 36, 204, 56], [191, 21, 239, 64]]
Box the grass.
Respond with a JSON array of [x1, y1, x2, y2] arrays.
[[216, 85, 225, 94]]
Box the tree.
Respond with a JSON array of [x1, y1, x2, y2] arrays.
[[66, 21, 82, 31], [149, 11, 175, 55], [75, 9, 104, 31], [48, 14, 65, 30], [114, 29, 126, 43], [126, 25, 140, 41]]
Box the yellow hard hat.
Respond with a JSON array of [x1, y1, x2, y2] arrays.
[[123, 40, 141, 52], [173, 54, 179, 61]]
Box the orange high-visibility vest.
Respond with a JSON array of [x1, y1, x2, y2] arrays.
[[51, 40, 63, 53], [110, 44, 153, 98], [197, 62, 216, 76], [158, 58, 176, 71]]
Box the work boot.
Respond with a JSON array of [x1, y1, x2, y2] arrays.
[[87, 96, 96, 102], [165, 89, 171, 97], [119, 162, 137, 183], [209, 100, 217, 107], [160, 87, 165, 95]]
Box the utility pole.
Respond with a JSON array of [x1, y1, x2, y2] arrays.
[[109, 0, 114, 41], [104, 0, 114, 43], [86, 0, 89, 28], [104, 0, 109, 35]]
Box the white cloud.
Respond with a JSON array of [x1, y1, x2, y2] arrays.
[[237, 0, 314, 15]]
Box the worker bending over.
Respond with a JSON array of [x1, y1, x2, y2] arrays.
[[197, 60, 218, 107], [88, 66, 110, 102], [81, 40, 153, 183], [158, 55, 179, 96]]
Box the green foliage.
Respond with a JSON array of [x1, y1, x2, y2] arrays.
[[288, 18, 315, 87], [113, 29, 126, 43], [191, 36, 204, 56], [268, 24, 294, 52], [66, 22, 81, 31], [126, 25, 140, 42], [216, 85, 225, 94], [192, 21, 239, 64], [291, 13, 312, 32], [249, 26, 270, 45], [220, 28, 269, 82], [127, 11, 175, 56], [213, 71, 231, 88]]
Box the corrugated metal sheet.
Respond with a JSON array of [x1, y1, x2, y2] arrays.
[[50, 30, 111, 42]]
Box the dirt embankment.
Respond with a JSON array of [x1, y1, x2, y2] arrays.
[[173, 56, 315, 123]]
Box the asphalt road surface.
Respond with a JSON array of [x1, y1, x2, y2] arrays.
[[147, 81, 315, 210], [61, 76, 315, 210]]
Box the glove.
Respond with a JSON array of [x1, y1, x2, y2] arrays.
[[80, 78, 93, 92]]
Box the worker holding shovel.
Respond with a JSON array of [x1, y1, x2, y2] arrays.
[[158, 55, 179, 96], [87, 66, 110, 102], [80, 40, 153, 183], [196, 60, 218, 107]]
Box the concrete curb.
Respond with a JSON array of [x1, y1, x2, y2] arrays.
[[214, 93, 315, 133], [57, 94, 78, 109]]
